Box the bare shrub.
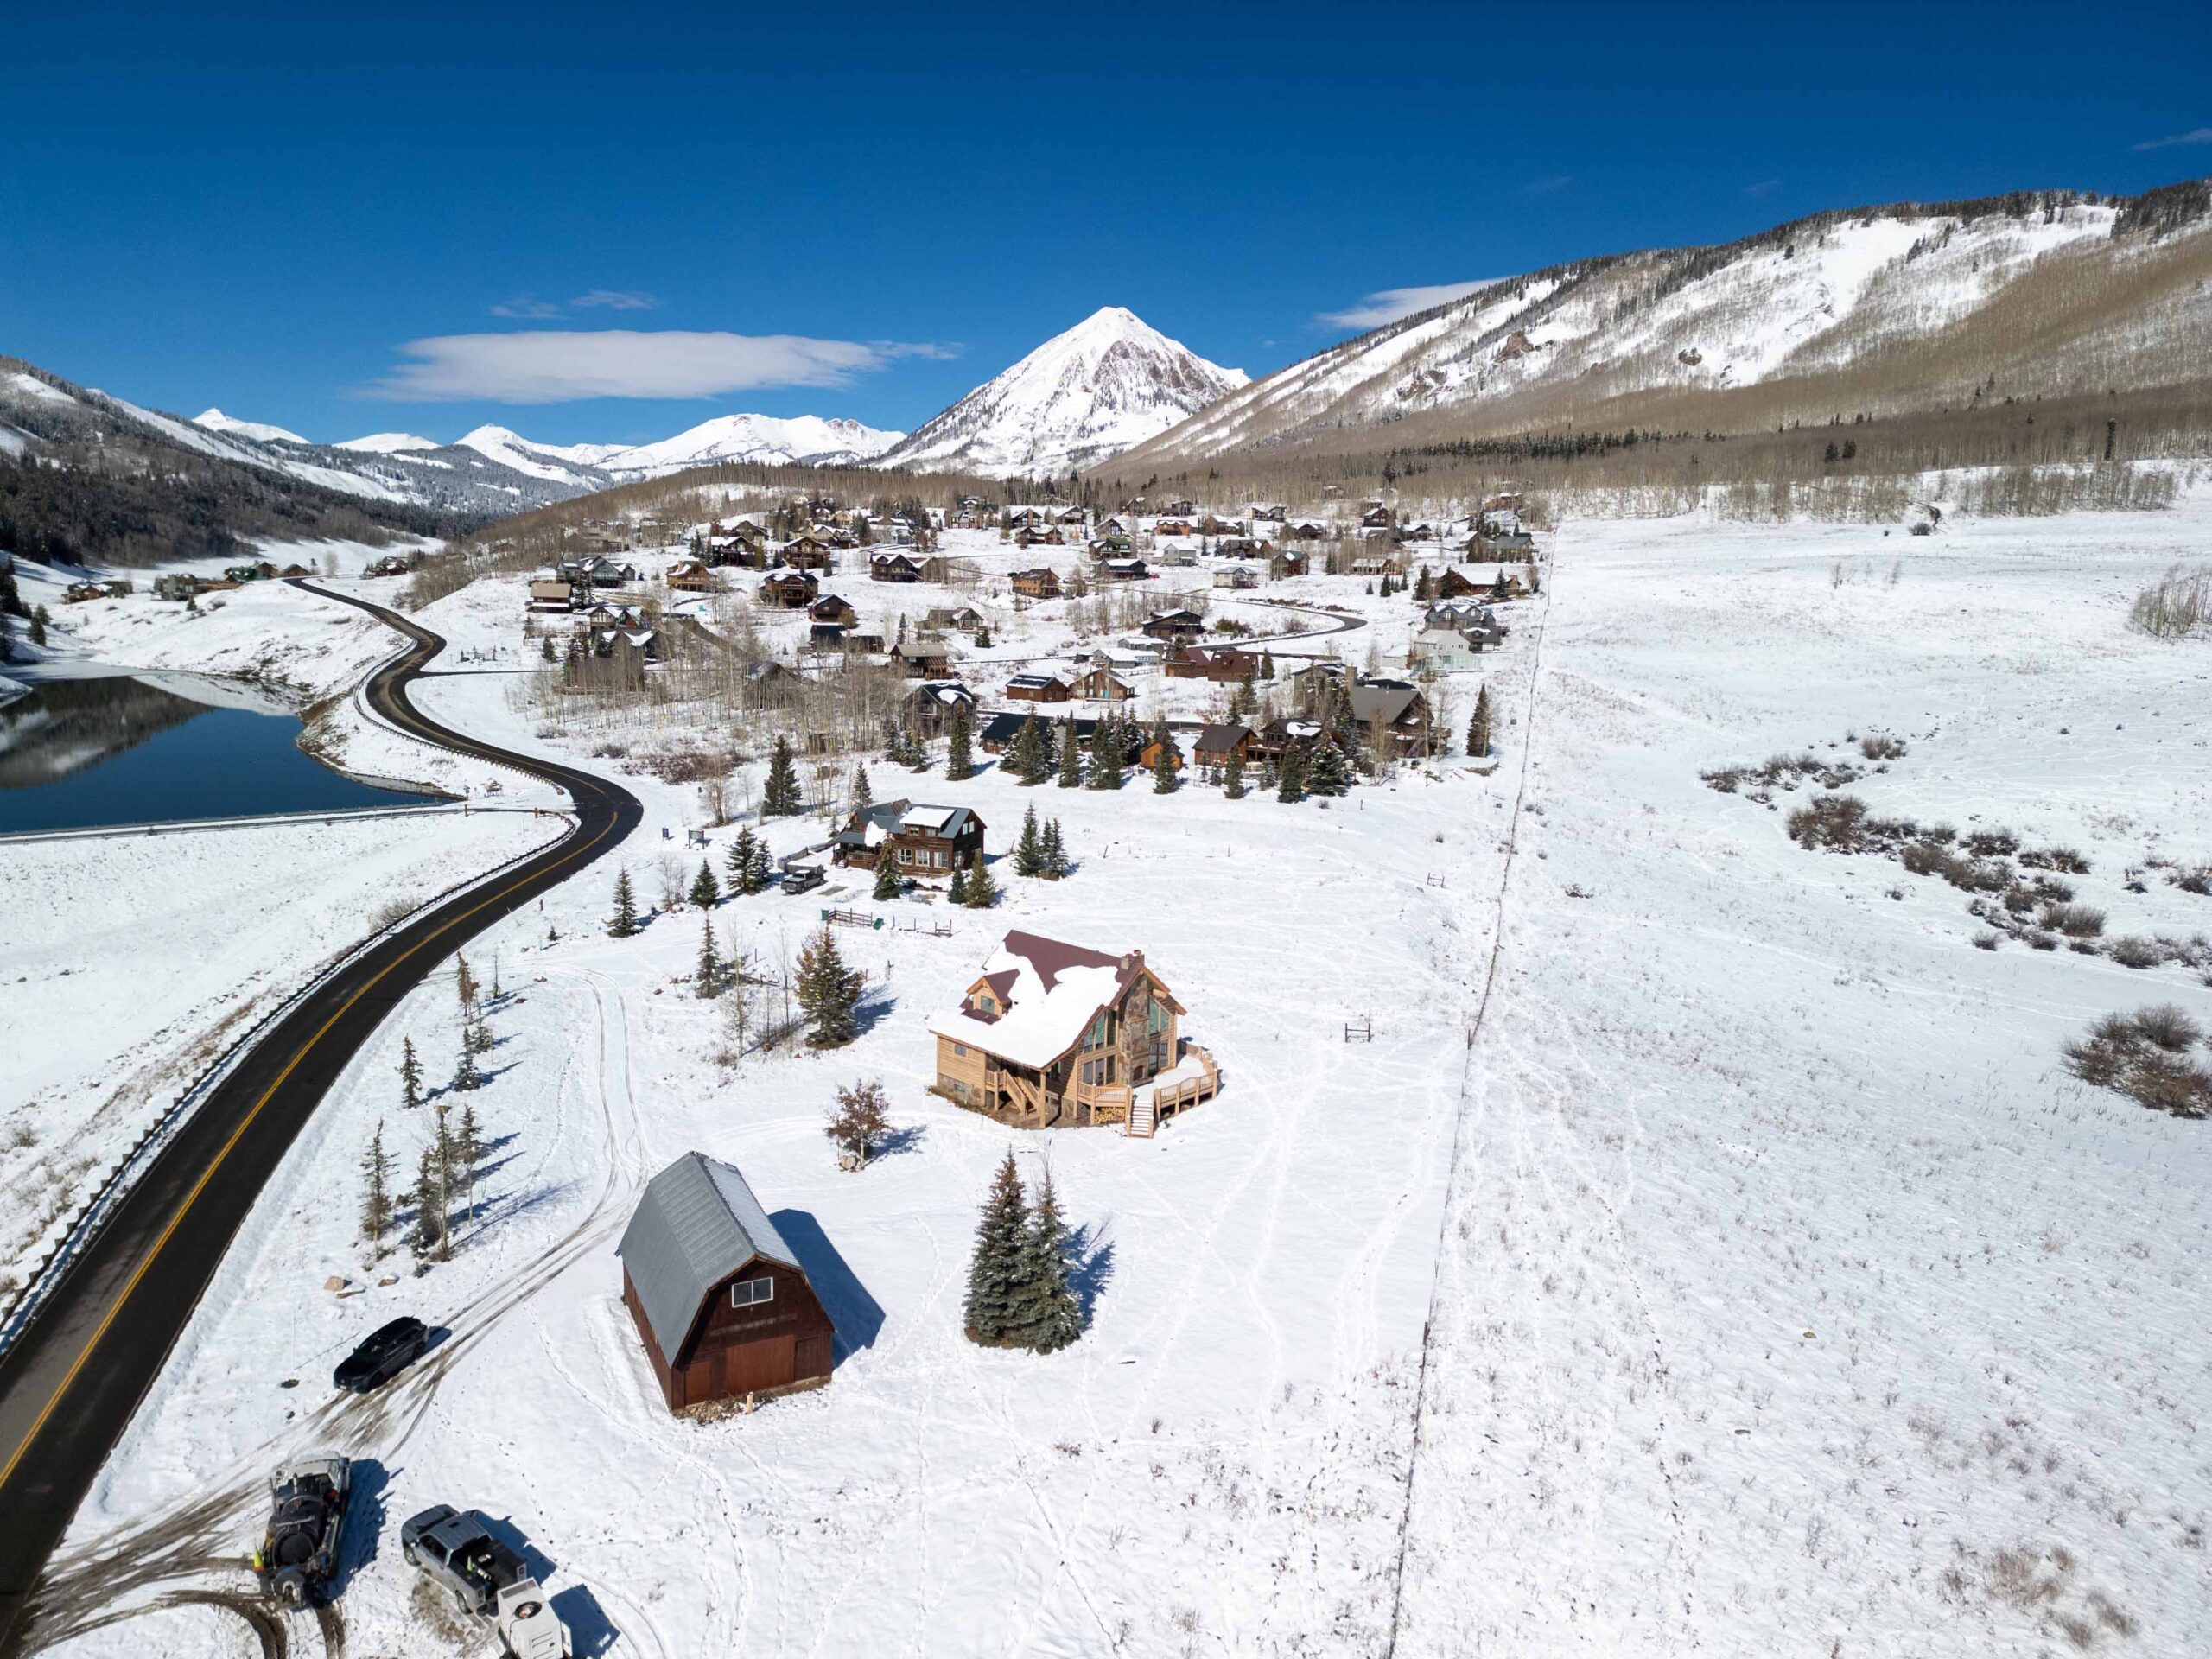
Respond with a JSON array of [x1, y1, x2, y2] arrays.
[[2067, 1009, 2212, 1117], [1902, 841, 1949, 876], [2107, 936, 2165, 969], [1966, 830, 2020, 858], [2041, 902, 2106, 938], [2020, 845, 2090, 874], [2028, 931, 2059, 950], [1788, 794, 1868, 849], [2129, 563, 2210, 639], [2171, 866, 2212, 896], [825, 1078, 894, 1166], [1858, 733, 1907, 760], [1972, 931, 2001, 950]]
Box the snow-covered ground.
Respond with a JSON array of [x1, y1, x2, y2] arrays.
[[24, 493, 2212, 1656]]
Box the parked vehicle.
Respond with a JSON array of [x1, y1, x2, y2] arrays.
[[401, 1504, 569, 1658], [333, 1316, 429, 1393], [253, 1455, 350, 1605], [780, 863, 826, 895]]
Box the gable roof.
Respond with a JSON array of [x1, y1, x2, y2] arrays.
[[618, 1153, 800, 1360], [926, 931, 1165, 1070], [1347, 683, 1423, 726], [1194, 722, 1254, 753]]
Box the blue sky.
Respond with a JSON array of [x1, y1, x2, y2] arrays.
[[4, 1, 2208, 447]]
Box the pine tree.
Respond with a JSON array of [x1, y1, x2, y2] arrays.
[[1261, 649, 1276, 680], [412, 1143, 446, 1257], [359, 1119, 396, 1253], [1056, 717, 1084, 787], [458, 1100, 483, 1173], [1467, 683, 1492, 758], [849, 761, 874, 810], [872, 856, 901, 900], [696, 912, 726, 997], [763, 735, 803, 816], [466, 1002, 493, 1055], [398, 1035, 423, 1110], [1012, 1168, 1084, 1354], [1223, 744, 1247, 799], [726, 825, 757, 890], [1086, 715, 1122, 789], [1150, 723, 1179, 793], [453, 1027, 484, 1092], [1307, 737, 1351, 796], [948, 860, 969, 904], [29, 608, 48, 648], [1277, 742, 1306, 802], [690, 859, 721, 910], [1014, 805, 1044, 877], [963, 1152, 1031, 1345], [944, 702, 973, 780], [963, 851, 998, 908], [608, 868, 639, 937], [794, 922, 864, 1048], [1042, 819, 1069, 880]]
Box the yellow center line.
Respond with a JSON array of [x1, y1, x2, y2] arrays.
[[0, 641, 622, 1493]]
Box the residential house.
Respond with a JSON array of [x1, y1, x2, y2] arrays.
[[1268, 549, 1309, 580], [905, 679, 977, 734], [1054, 506, 1088, 527], [619, 1152, 835, 1413], [923, 604, 986, 634], [1014, 525, 1065, 548], [1086, 536, 1133, 558], [1137, 730, 1184, 774], [927, 931, 1216, 1133], [1211, 565, 1259, 590], [1006, 671, 1071, 704], [528, 578, 577, 613], [980, 710, 1102, 755], [888, 640, 953, 678], [1163, 645, 1259, 683], [830, 799, 985, 878], [366, 555, 413, 578], [1152, 518, 1194, 538], [1140, 608, 1208, 644], [1192, 722, 1255, 771], [1097, 557, 1150, 583], [758, 570, 819, 608], [1009, 568, 1062, 601], [1287, 520, 1328, 541], [664, 560, 719, 594], [1249, 503, 1287, 523], [780, 534, 836, 570], [868, 550, 925, 583], [1250, 715, 1323, 764], [810, 594, 860, 629], [1070, 664, 1136, 703], [1347, 681, 1440, 756]]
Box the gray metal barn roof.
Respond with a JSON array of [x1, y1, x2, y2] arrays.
[[618, 1153, 800, 1359]]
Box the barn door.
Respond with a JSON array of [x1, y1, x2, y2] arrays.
[[725, 1334, 797, 1396], [794, 1333, 832, 1382]]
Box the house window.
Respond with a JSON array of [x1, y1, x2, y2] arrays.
[[897, 846, 912, 864], [730, 1276, 775, 1308], [1147, 997, 1172, 1035], [952, 1043, 969, 1057]]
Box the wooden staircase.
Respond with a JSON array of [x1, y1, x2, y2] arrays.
[[1125, 1093, 1157, 1139]]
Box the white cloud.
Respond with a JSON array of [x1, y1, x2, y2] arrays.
[[2133, 126, 2212, 151], [368, 329, 942, 403], [1317, 280, 1500, 331], [489, 295, 564, 320], [570, 289, 658, 311]]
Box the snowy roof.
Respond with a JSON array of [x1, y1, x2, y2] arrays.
[[618, 1153, 800, 1360], [903, 804, 960, 833], [926, 931, 1154, 1071]]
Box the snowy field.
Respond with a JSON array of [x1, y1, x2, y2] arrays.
[[22, 495, 2212, 1656]]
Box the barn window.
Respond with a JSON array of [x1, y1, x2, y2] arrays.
[[730, 1276, 775, 1308]]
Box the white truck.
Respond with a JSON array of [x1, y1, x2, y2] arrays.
[[399, 1504, 569, 1658]]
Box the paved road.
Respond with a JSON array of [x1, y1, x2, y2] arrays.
[[0, 582, 641, 1658]]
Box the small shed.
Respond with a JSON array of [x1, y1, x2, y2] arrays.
[[619, 1153, 836, 1413]]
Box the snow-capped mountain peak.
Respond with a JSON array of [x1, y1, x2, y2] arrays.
[[879, 307, 1248, 478], [193, 407, 309, 446], [336, 431, 441, 454]]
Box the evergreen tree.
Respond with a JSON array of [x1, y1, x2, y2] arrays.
[[872, 856, 902, 900], [1056, 717, 1084, 787], [963, 1152, 1031, 1346], [690, 859, 721, 910], [397, 1035, 423, 1110], [963, 851, 998, 908], [466, 1002, 494, 1055], [412, 1143, 446, 1257], [944, 702, 973, 779], [1307, 736, 1351, 796], [794, 922, 864, 1048], [1013, 805, 1045, 877], [763, 735, 803, 816], [1467, 683, 1493, 758], [359, 1119, 396, 1253], [1042, 819, 1069, 880], [849, 760, 874, 810], [744, 834, 775, 895], [452, 1027, 484, 1092], [948, 860, 968, 904], [1150, 723, 1179, 794], [1011, 1168, 1084, 1354], [29, 607, 47, 648], [1261, 649, 1276, 680], [1010, 712, 1050, 784], [1277, 742, 1306, 802], [1085, 715, 1122, 789], [726, 826, 758, 890], [696, 912, 726, 997], [458, 1101, 483, 1174], [1223, 744, 1247, 799], [608, 868, 639, 937]]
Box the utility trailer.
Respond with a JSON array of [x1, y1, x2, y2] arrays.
[[401, 1504, 569, 1658], [253, 1455, 350, 1606]]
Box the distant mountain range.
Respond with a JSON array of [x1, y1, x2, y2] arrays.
[[1121, 178, 2212, 468], [878, 307, 1246, 478]]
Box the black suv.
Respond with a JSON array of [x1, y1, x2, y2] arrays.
[[333, 1316, 429, 1394]]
